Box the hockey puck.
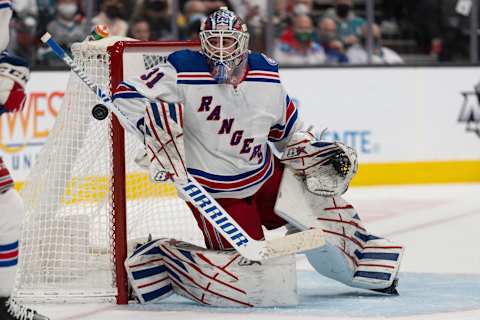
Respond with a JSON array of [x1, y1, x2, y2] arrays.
[[92, 104, 109, 120]]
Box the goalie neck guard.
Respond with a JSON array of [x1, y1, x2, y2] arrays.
[[199, 7, 249, 84]]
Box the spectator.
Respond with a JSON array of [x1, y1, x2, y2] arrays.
[[129, 20, 151, 41], [346, 23, 404, 64], [12, 0, 38, 19], [424, 0, 470, 62], [274, 14, 326, 65], [35, 0, 57, 39], [8, 17, 38, 66], [292, 0, 313, 16], [183, 0, 207, 22], [323, 0, 365, 48], [131, 0, 171, 40], [239, 1, 266, 52], [37, 0, 87, 66], [272, 0, 290, 38], [92, 0, 128, 36], [184, 18, 202, 41], [180, 0, 207, 40], [203, 1, 233, 13], [316, 17, 348, 64]]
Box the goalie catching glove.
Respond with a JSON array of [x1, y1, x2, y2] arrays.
[[137, 100, 188, 184], [281, 128, 358, 196]]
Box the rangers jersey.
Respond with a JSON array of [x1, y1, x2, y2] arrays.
[[113, 51, 299, 199]]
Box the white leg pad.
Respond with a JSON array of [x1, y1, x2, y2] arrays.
[[126, 239, 298, 307], [125, 239, 174, 304], [0, 188, 25, 296], [276, 169, 403, 290]]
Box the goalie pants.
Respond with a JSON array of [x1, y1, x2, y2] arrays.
[[187, 157, 287, 250]]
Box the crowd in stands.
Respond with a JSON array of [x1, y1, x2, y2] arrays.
[[273, 0, 403, 65], [5, 0, 476, 67]]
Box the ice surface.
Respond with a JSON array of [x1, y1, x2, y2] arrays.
[[27, 184, 480, 320]]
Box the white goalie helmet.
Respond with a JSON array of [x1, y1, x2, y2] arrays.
[[199, 7, 249, 83]]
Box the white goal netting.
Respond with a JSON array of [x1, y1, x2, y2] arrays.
[[13, 38, 204, 303]]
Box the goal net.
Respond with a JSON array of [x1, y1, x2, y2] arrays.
[[12, 38, 204, 304]]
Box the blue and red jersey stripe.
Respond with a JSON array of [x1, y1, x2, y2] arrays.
[[188, 147, 274, 194], [177, 72, 217, 85], [268, 95, 298, 142], [245, 70, 280, 83], [176, 70, 281, 85], [0, 241, 18, 267], [112, 81, 145, 100]]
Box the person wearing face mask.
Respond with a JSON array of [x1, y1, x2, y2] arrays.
[[272, 0, 290, 37], [346, 23, 403, 64], [292, 0, 313, 15], [131, 0, 171, 40], [323, 0, 365, 48], [8, 0, 38, 20], [92, 0, 128, 36], [179, 0, 207, 40], [316, 17, 348, 64], [9, 18, 38, 66], [184, 0, 207, 23], [39, 0, 87, 66], [274, 14, 326, 65]]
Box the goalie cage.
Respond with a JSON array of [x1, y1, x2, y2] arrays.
[[12, 38, 204, 304]]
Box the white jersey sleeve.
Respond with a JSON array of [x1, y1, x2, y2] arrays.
[[122, 62, 182, 102], [112, 56, 183, 135], [0, 0, 13, 52], [267, 84, 301, 152]]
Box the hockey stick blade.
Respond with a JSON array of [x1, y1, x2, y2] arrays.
[[263, 228, 325, 259], [41, 33, 326, 261]]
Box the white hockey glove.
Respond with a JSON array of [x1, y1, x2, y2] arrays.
[[142, 100, 188, 184], [280, 128, 358, 196], [0, 54, 30, 115]]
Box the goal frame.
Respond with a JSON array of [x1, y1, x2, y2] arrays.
[[107, 40, 199, 304]]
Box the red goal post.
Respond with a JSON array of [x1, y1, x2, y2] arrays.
[[109, 40, 200, 304], [13, 38, 203, 304]]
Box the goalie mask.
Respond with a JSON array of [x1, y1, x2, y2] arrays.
[[200, 7, 249, 84]]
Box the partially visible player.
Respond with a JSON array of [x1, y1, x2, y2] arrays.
[[113, 7, 403, 306], [0, 1, 50, 319]]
